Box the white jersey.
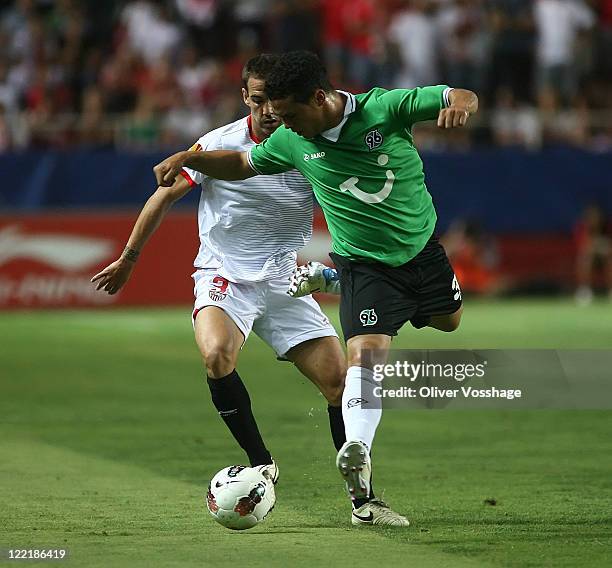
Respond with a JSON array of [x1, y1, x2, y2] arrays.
[[182, 116, 313, 283]]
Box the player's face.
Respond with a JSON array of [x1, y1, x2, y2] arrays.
[[242, 77, 281, 139], [271, 92, 326, 139]]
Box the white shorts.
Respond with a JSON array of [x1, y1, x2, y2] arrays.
[[192, 269, 338, 358]]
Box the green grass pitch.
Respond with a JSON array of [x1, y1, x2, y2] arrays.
[[1, 299, 611, 567]]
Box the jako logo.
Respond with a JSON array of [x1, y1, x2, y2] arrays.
[[0, 225, 114, 271], [303, 151, 326, 161]]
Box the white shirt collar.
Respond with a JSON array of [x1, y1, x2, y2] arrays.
[[319, 90, 356, 142]]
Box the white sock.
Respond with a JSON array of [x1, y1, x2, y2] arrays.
[[341, 366, 382, 449]]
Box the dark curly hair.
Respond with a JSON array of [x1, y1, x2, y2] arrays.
[[241, 54, 280, 88], [264, 51, 333, 103]]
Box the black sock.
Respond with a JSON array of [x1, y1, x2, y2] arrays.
[[327, 405, 346, 451], [207, 370, 272, 467], [327, 405, 376, 508]]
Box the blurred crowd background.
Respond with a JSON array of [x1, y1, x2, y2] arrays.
[[1, 0, 611, 304], [1, 0, 612, 152]]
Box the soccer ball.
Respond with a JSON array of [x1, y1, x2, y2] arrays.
[[206, 465, 276, 530]]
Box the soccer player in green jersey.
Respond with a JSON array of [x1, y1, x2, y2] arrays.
[[153, 51, 478, 526]]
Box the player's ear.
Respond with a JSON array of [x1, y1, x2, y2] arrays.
[[313, 89, 327, 108], [242, 87, 249, 106]]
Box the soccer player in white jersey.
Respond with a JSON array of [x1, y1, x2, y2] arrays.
[[91, 55, 373, 518]]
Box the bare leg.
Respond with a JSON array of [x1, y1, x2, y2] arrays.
[[194, 307, 271, 466], [285, 336, 346, 406], [428, 306, 463, 332], [194, 306, 243, 378]]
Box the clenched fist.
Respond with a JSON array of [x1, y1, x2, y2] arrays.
[[153, 151, 188, 187], [437, 106, 471, 129]]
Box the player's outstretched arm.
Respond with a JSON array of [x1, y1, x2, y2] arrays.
[[91, 175, 193, 295], [437, 88, 478, 129], [154, 150, 255, 187]]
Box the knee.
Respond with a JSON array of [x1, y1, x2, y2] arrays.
[[435, 310, 462, 332], [200, 340, 237, 378], [447, 308, 463, 331], [347, 338, 389, 368]]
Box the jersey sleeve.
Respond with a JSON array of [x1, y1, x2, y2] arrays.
[[247, 127, 295, 175], [379, 85, 452, 128], [182, 135, 216, 186]]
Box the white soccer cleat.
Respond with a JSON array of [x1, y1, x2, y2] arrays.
[[288, 261, 340, 297], [256, 460, 279, 485], [336, 441, 371, 500], [351, 499, 410, 527]]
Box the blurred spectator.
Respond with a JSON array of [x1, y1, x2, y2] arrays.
[[48, 0, 85, 71], [437, 0, 490, 94], [175, 0, 216, 28], [488, 0, 535, 103], [539, 88, 591, 146], [175, 0, 219, 54], [321, 0, 349, 86], [270, 0, 319, 53], [119, 92, 160, 150], [120, 1, 182, 64], [388, 0, 439, 89], [140, 56, 179, 112], [77, 86, 113, 148], [78, 47, 105, 93], [176, 46, 218, 107], [343, 0, 385, 90], [0, 58, 19, 113], [99, 50, 141, 114], [0, 103, 11, 151], [443, 219, 506, 296], [0, 0, 612, 151], [234, 0, 271, 50], [1, 0, 36, 60], [534, 0, 595, 106], [161, 90, 211, 146], [574, 204, 612, 304], [491, 87, 541, 149], [595, 0, 612, 82]]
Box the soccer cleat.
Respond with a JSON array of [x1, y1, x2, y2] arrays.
[[336, 441, 371, 500], [288, 262, 340, 297], [351, 499, 410, 527], [256, 460, 279, 485]]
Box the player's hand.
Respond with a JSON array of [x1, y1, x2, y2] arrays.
[[437, 106, 471, 129], [91, 258, 136, 295], [153, 151, 187, 187], [288, 261, 337, 297], [288, 264, 312, 297]]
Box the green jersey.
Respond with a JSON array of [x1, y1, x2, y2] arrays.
[[248, 85, 451, 266]]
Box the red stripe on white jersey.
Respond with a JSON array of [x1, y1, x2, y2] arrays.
[[180, 170, 196, 187]]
